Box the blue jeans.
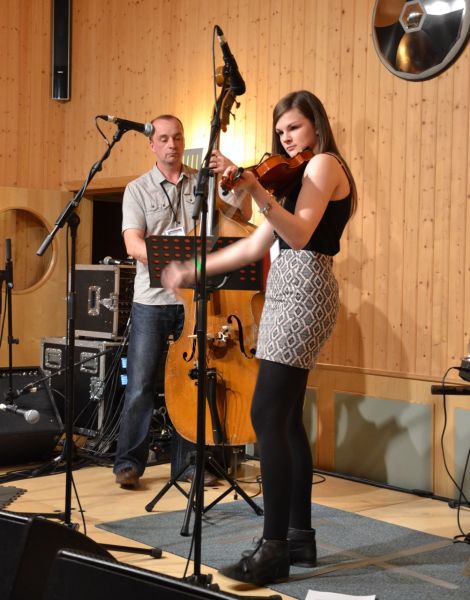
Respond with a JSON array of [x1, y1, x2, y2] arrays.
[[114, 302, 186, 476]]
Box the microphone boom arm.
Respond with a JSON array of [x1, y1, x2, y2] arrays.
[[37, 128, 125, 257]]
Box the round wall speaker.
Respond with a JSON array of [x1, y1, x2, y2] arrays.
[[372, 0, 470, 80]]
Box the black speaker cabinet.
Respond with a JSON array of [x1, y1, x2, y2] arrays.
[[0, 511, 114, 600], [45, 548, 241, 600], [51, 0, 71, 100], [0, 368, 62, 465]]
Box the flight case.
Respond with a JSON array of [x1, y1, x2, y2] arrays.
[[74, 264, 135, 340], [40, 336, 126, 436]]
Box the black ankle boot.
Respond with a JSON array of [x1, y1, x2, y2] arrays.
[[220, 538, 290, 585], [287, 527, 317, 567]]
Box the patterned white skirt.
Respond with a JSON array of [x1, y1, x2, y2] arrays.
[[256, 250, 339, 370]]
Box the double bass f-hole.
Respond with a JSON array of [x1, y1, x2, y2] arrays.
[[225, 314, 255, 359], [208, 313, 255, 361]]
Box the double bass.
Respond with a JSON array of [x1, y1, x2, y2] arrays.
[[163, 88, 263, 448]]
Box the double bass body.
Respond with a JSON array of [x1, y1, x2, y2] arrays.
[[164, 210, 262, 447]]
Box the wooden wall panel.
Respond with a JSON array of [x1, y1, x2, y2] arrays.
[[448, 53, 469, 366], [385, 77, 406, 372], [0, 187, 92, 368], [312, 365, 467, 499], [1, 0, 470, 382], [0, 209, 52, 290], [432, 72, 453, 376], [0, 2, 66, 190]]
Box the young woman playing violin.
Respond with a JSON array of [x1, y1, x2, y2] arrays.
[[163, 90, 357, 586]]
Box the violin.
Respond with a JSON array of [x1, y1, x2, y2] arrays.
[[220, 149, 314, 196]]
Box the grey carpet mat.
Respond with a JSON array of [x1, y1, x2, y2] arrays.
[[97, 499, 470, 599], [0, 485, 25, 510]]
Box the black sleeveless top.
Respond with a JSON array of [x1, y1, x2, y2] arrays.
[[276, 159, 352, 256]]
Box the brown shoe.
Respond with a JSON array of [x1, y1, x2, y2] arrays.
[[115, 466, 139, 488]]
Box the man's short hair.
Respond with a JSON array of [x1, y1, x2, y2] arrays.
[[151, 114, 184, 132]]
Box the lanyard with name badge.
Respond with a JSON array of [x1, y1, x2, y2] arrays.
[[160, 180, 183, 227]]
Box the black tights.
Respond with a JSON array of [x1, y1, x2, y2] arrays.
[[251, 359, 313, 540]]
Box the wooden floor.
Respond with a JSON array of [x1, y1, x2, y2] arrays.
[[1, 458, 469, 599]]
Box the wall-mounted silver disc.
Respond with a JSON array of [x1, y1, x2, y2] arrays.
[[372, 0, 470, 80]]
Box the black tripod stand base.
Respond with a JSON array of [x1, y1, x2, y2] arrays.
[[145, 473, 190, 512], [183, 573, 217, 588], [181, 574, 283, 600], [145, 450, 263, 538], [101, 542, 162, 558], [4, 510, 68, 522], [204, 454, 263, 516]]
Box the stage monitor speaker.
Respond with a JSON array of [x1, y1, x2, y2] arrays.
[[0, 367, 62, 465], [51, 0, 71, 100], [0, 511, 115, 600], [45, 549, 246, 600]]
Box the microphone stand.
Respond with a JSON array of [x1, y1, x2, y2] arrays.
[[0, 239, 20, 403], [35, 126, 162, 557], [184, 87, 275, 600], [186, 82, 235, 587], [37, 129, 126, 527]]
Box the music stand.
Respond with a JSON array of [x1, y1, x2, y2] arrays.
[[144, 235, 264, 532], [145, 235, 264, 291]]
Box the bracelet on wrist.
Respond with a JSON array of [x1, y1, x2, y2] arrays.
[[258, 200, 273, 216]]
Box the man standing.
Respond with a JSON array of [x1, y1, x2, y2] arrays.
[[114, 114, 250, 488]]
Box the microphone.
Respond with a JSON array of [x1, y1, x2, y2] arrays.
[[100, 256, 136, 266], [5, 238, 13, 287], [99, 115, 155, 137], [215, 25, 246, 96], [0, 403, 40, 424]]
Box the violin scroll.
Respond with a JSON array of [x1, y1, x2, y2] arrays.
[[220, 167, 245, 195]]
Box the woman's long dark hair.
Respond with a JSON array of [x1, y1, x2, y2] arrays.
[[272, 90, 357, 216]]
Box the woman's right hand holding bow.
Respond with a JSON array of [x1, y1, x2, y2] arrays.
[[161, 260, 195, 294]]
